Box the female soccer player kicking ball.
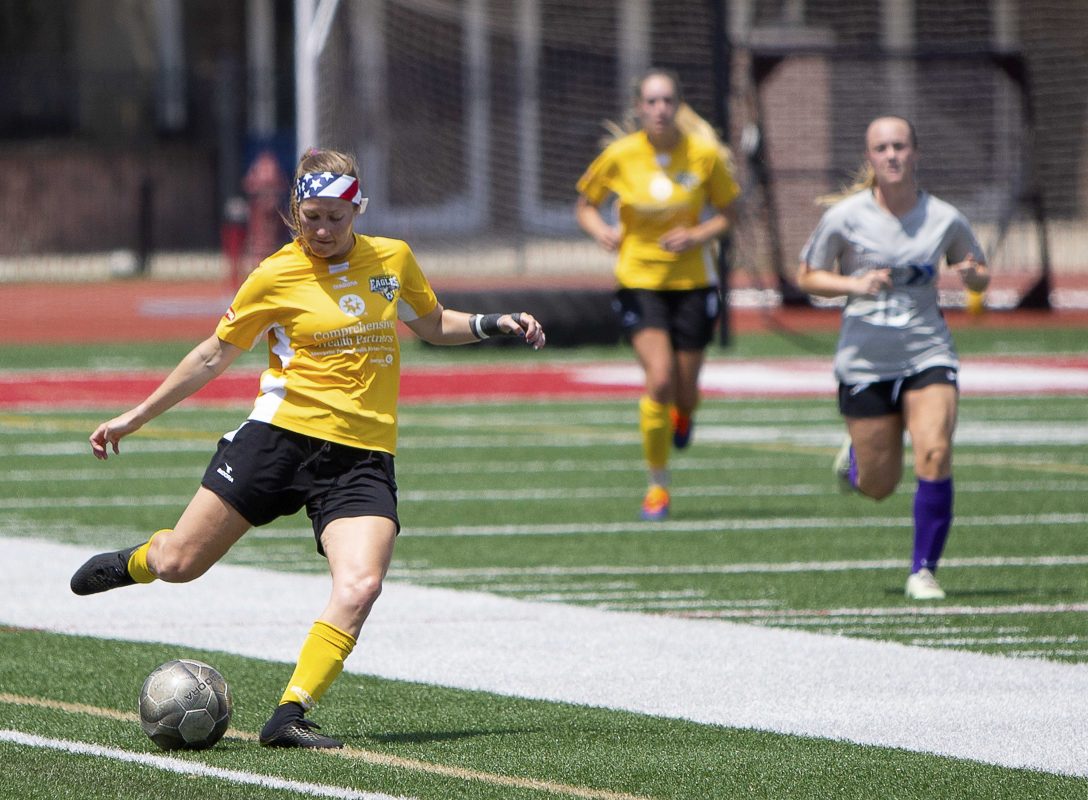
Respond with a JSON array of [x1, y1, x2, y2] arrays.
[[71, 147, 546, 748]]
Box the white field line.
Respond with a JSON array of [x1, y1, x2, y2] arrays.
[[4, 487, 1088, 536], [526, 590, 705, 602], [917, 635, 1084, 647], [0, 693, 650, 800], [768, 616, 1046, 628], [0, 456, 811, 479], [597, 599, 781, 610], [7, 475, 1087, 502], [6, 537, 1088, 778], [0, 730, 410, 800], [388, 554, 1088, 580], [2, 479, 1087, 511], [389, 513, 1088, 537], [4, 421, 1088, 457], [682, 602, 1088, 620], [485, 581, 639, 592], [1, 453, 1084, 479], [834, 626, 1029, 636]]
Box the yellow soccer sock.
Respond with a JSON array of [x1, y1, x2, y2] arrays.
[[278, 620, 357, 710], [639, 395, 671, 471], [126, 529, 169, 584]]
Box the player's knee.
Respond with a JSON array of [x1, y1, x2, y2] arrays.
[[335, 572, 384, 616], [148, 539, 207, 583], [861, 483, 897, 501], [857, 466, 901, 500], [915, 444, 951, 478], [644, 374, 672, 401]]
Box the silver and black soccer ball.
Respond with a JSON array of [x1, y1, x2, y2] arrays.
[[138, 658, 233, 751]]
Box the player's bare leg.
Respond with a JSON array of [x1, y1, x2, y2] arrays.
[[71, 488, 249, 595], [260, 516, 397, 749]]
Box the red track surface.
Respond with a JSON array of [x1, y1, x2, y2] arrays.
[[3, 354, 1087, 409], [0, 365, 638, 408]]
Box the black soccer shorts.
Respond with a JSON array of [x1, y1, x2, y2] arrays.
[[838, 365, 959, 418], [201, 421, 399, 554], [612, 287, 720, 351]]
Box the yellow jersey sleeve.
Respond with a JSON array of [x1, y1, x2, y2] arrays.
[[215, 236, 438, 455], [576, 131, 740, 290]]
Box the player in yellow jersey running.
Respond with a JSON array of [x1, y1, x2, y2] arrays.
[[576, 68, 740, 521], [71, 147, 546, 749]]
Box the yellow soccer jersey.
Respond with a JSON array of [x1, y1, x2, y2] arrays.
[[577, 130, 740, 290], [216, 235, 438, 454]]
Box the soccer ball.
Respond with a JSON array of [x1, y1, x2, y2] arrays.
[[139, 659, 233, 751]]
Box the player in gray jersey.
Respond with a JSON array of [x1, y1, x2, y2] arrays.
[[797, 116, 989, 601]]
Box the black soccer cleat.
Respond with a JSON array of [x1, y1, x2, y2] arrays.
[[70, 546, 139, 596], [259, 703, 343, 749]]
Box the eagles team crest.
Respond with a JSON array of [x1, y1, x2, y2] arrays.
[[370, 275, 400, 301]]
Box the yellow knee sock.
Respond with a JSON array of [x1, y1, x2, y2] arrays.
[[279, 620, 357, 710], [126, 529, 169, 584], [639, 395, 670, 472]]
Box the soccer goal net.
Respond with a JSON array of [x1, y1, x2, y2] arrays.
[[296, 0, 1062, 310]]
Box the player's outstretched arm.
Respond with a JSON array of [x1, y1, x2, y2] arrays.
[[89, 335, 244, 460], [406, 306, 546, 350]]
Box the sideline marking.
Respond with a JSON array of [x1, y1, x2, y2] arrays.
[[681, 602, 1088, 620], [385, 512, 1088, 538], [390, 554, 1088, 580], [7, 539, 1088, 779], [0, 693, 653, 800], [0, 728, 406, 800]]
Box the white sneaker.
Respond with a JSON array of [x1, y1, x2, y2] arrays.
[[832, 436, 855, 494], [906, 568, 946, 600]]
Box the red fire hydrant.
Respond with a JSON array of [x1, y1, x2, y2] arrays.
[[241, 150, 288, 278]]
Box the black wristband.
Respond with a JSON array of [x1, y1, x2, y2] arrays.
[[478, 313, 504, 337], [471, 312, 523, 339], [468, 314, 487, 340]]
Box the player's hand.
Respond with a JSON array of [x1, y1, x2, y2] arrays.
[[659, 226, 698, 253], [593, 225, 622, 252], [853, 268, 893, 296], [500, 312, 547, 350], [951, 253, 990, 292], [90, 412, 144, 460]]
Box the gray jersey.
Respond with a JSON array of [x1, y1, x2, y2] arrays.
[[800, 190, 983, 384]]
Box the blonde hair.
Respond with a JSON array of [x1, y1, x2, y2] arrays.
[[602, 68, 735, 172], [815, 163, 876, 207], [816, 116, 918, 207], [286, 147, 361, 238]]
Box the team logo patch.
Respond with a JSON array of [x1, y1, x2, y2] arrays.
[[901, 263, 936, 285], [339, 294, 366, 316], [674, 171, 698, 190], [223, 306, 236, 322], [370, 275, 400, 301]]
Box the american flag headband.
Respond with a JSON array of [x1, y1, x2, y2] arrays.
[[294, 172, 368, 212]]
